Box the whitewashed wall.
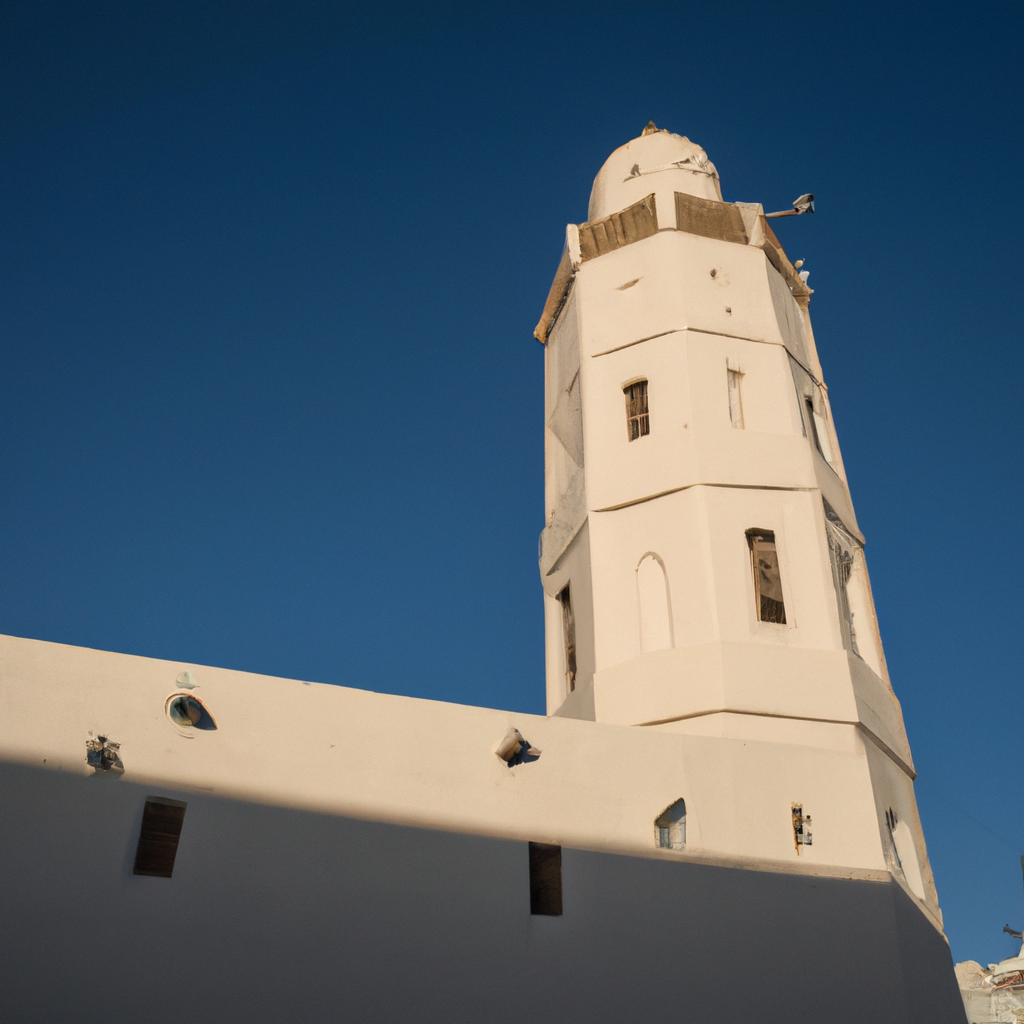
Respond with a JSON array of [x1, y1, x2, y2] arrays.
[[0, 758, 965, 1024]]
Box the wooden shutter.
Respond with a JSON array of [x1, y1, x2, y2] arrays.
[[133, 798, 187, 878], [578, 194, 658, 262], [675, 192, 747, 244]]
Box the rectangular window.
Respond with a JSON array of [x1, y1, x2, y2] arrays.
[[558, 585, 576, 692], [623, 380, 649, 441], [727, 368, 744, 428], [133, 797, 187, 877], [747, 531, 787, 624], [529, 842, 563, 915], [805, 397, 834, 462]]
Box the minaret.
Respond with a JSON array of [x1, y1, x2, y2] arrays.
[[536, 123, 938, 912]]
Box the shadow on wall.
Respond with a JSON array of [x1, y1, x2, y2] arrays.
[[0, 759, 965, 1024]]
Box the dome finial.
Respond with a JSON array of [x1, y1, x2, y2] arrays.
[[641, 120, 660, 136]]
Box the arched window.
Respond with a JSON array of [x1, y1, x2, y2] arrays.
[[655, 799, 686, 850], [887, 808, 926, 900], [637, 554, 673, 653]]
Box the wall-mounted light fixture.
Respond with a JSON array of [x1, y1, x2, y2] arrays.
[[765, 193, 815, 219], [494, 728, 541, 766]]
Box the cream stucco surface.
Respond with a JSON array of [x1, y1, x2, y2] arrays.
[[0, 631, 911, 885], [538, 125, 941, 927]]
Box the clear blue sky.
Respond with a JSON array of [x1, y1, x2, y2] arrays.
[[1, 1, 1020, 965]]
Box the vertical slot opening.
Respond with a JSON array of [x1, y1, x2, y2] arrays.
[[133, 797, 187, 878], [746, 530, 787, 624], [529, 842, 563, 916], [558, 585, 576, 692]]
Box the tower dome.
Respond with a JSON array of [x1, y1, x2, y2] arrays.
[[588, 122, 723, 222]]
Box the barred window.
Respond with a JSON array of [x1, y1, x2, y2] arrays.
[[623, 380, 650, 441], [746, 530, 787, 624]]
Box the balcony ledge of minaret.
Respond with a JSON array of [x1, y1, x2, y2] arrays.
[[534, 127, 811, 345]]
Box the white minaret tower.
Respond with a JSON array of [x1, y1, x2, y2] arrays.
[[536, 122, 938, 913]]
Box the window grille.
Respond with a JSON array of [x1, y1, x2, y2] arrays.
[[746, 530, 787, 624], [624, 380, 649, 441], [558, 585, 576, 692]]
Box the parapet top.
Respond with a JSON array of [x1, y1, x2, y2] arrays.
[[588, 123, 722, 222]]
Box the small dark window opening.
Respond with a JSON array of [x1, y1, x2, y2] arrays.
[[529, 842, 563, 916], [558, 585, 576, 692], [805, 398, 821, 452], [624, 380, 650, 441], [747, 531, 787, 624], [133, 797, 187, 878]]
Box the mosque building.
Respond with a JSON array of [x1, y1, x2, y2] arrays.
[[0, 124, 966, 1023]]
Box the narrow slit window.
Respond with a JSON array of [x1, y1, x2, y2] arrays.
[[133, 797, 187, 878], [529, 842, 563, 916], [624, 380, 649, 441], [747, 530, 787, 624], [727, 368, 744, 429], [558, 585, 576, 692], [805, 397, 834, 462]]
